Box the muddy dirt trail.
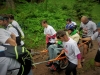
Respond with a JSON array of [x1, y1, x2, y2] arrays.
[[33, 40, 100, 75]]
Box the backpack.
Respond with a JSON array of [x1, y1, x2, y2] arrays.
[[0, 45, 33, 75], [12, 24, 22, 45], [8, 25, 21, 45]]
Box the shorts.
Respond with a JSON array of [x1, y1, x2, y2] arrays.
[[82, 36, 91, 47], [95, 50, 100, 62]]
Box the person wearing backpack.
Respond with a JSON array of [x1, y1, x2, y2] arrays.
[[82, 23, 100, 67], [2, 15, 23, 46], [0, 16, 33, 75], [8, 14, 25, 46]]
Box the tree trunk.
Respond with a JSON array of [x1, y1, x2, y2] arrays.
[[6, 0, 15, 9]]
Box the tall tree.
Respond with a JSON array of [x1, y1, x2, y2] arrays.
[[6, 0, 15, 9]]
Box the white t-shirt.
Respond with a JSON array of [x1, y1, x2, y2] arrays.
[[44, 25, 56, 43], [0, 28, 20, 75], [63, 38, 80, 64], [80, 21, 97, 37], [12, 20, 24, 38], [6, 24, 19, 37], [72, 21, 77, 25], [91, 32, 100, 50], [6, 24, 24, 46], [0, 28, 11, 45]]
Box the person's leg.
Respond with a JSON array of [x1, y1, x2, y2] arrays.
[[0, 57, 20, 75], [50, 48, 62, 70], [83, 44, 88, 55], [48, 46, 54, 59], [49, 45, 63, 70], [48, 44, 57, 59], [65, 61, 77, 75], [89, 40, 93, 49], [94, 50, 100, 67], [82, 40, 89, 62], [46, 44, 57, 66], [28, 69, 33, 75], [72, 67, 77, 75], [53, 47, 63, 59]]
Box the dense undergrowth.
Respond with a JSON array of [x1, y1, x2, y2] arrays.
[[0, 0, 100, 49]]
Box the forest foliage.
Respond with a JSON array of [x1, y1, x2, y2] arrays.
[[0, 0, 100, 49]]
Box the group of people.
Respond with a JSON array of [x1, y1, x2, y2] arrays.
[[0, 14, 100, 75], [42, 16, 100, 75], [0, 15, 33, 75]]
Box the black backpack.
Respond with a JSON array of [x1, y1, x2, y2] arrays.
[[0, 45, 33, 75], [13, 25, 21, 46], [8, 25, 21, 46]]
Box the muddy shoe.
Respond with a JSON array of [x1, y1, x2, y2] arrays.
[[49, 64, 57, 71], [46, 62, 52, 67]]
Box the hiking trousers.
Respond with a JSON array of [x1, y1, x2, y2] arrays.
[[65, 61, 77, 75], [0, 57, 33, 75], [48, 44, 63, 64]]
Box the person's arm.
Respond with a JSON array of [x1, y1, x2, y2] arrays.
[[5, 38, 17, 46], [82, 37, 91, 41], [92, 22, 97, 33], [71, 43, 82, 68], [77, 53, 82, 68], [10, 33, 16, 42]]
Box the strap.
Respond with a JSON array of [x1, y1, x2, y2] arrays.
[[10, 24, 21, 37]]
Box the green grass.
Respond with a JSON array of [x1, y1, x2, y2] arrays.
[[92, 3, 100, 23]]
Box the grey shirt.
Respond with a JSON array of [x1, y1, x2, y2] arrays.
[[91, 32, 100, 50], [80, 21, 97, 37]]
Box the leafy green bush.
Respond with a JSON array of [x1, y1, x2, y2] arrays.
[[1, 0, 98, 49]]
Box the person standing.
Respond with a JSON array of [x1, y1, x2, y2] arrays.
[[41, 20, 56, 48], [8, 14, 25, 45], [0, 16, 33, 75], [82, 23, 100, 67], [56, 30, 82, 75], [79, 16, 97, 62]]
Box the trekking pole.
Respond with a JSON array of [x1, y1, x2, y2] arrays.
[[33, 56, 66, 65]]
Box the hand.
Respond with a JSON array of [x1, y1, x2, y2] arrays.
[[77, 64, 82, 69], [46, 34, 50, 37]]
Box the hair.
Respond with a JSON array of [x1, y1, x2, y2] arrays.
[[66, 18, 72, 22], [7, 14, 14, 20], [41, 20, 47, 24], [0, 14, 9, 22], [56, 30, 66, 39], [81, 16, 88, 21]]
